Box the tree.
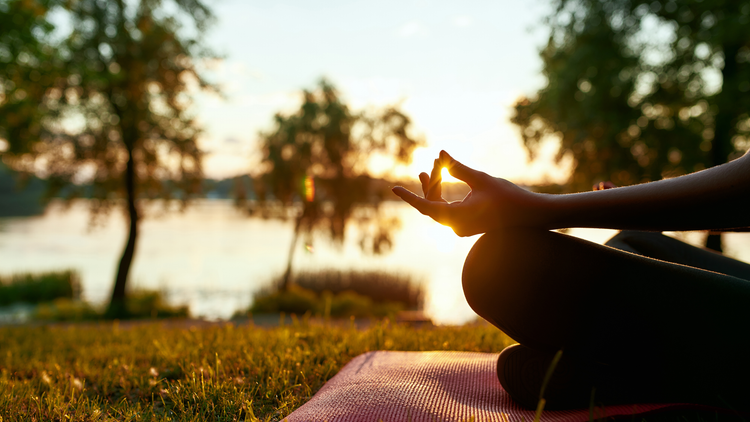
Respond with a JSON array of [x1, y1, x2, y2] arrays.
[[253, 80, 422, 290], [0, 0, 217, 317], [513, 0, 750, 250], [0, 0, 63, 160]]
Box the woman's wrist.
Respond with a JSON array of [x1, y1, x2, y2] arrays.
[[536, 192, 566, 230]]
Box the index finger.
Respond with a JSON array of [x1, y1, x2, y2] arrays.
[[391, 186, 451, 223]]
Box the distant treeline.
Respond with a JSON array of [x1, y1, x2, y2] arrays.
[[0, 165, 255, 217], [2, 164, 561, 218]]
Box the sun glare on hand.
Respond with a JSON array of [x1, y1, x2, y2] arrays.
[[441, 167, 458, 183], [407, 147, 460, 183]]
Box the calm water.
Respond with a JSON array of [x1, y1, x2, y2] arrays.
[[2, 200, 750, 325]]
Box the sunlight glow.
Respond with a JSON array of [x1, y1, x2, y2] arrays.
[[405, 146, 460, 183], [441, 167, 458, 183], [421, 222, 458, 254], [191, 1, 566, 187], [304, 176, 315, 202], [426, 284, 458, 321]]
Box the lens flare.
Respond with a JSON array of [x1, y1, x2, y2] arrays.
[[304, 176, 315, 202]]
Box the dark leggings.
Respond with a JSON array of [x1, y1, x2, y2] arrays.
[[462, 229, 750, 409]]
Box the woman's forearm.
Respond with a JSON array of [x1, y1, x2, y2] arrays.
[[393, 150, 749, 236], [545, 152, 750, 231]]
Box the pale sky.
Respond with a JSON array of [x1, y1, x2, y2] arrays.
[[195, 0, 573, 184]]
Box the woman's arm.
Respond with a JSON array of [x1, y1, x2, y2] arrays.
[[553, 151, 750, 232], [392, 150, 750, 236]]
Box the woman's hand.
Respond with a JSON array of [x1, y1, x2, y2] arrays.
[[593, 181, 617, 191], [392, 151, 551, 236], [396, 149, 750, 233]]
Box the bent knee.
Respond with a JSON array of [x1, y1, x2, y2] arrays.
[[462, 230, 523, 315], [461, 229, 544, 332], [461, 229, 591, 350]]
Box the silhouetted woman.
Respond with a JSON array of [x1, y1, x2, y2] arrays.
[[393, 150, 750, 410]]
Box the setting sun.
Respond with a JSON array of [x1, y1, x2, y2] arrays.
[[441, 167, 458, 183], [403, 146, 460, 183]]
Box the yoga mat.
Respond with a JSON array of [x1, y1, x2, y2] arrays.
[[285, 351, 695, 422]]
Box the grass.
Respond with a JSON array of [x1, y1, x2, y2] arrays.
[[0, 319, 512, 421]]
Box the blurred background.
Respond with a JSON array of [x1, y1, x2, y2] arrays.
[[1, 0, 749, 325]]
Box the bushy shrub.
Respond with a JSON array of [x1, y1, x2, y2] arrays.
[[371, 301, 406, 318], [32, 289, 189, 321], [35, 298, 100, 321], [328, 290, 373, 318], [327, 291, 406, 318], [126, 289, 189, 318], [293, 270, 423, 310], [0, 270, 81, 306], [251, 285, 319, 315], [249, 270, 422, 318]]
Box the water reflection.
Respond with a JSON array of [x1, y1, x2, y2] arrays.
[[0, 200, 475, 324], [2, 200, 749, 325]]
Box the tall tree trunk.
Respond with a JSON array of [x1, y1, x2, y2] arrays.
[[706, 42, 741, 253], [107, 147, 138, 318], [280, 215, 303, 291]]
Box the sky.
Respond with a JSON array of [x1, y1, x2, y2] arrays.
[[194, 0, 574, 184]]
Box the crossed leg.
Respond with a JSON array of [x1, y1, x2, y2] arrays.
[[462, 229, 750, 410]]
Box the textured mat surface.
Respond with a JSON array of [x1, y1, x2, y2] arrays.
[[286, 351, 688, 422]]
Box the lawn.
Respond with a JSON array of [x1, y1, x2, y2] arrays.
[[0, 318, 513, 421]]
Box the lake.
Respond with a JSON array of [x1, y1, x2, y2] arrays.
[[2, 199, 750, 325]]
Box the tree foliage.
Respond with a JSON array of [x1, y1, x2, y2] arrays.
[[513, 0, 750, 191], [253, 79, 422, 289], [0, 0, 63, 159], [0, 0, 216, 316]]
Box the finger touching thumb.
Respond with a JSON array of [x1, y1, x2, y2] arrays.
[[440, 151, 482, 186]]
